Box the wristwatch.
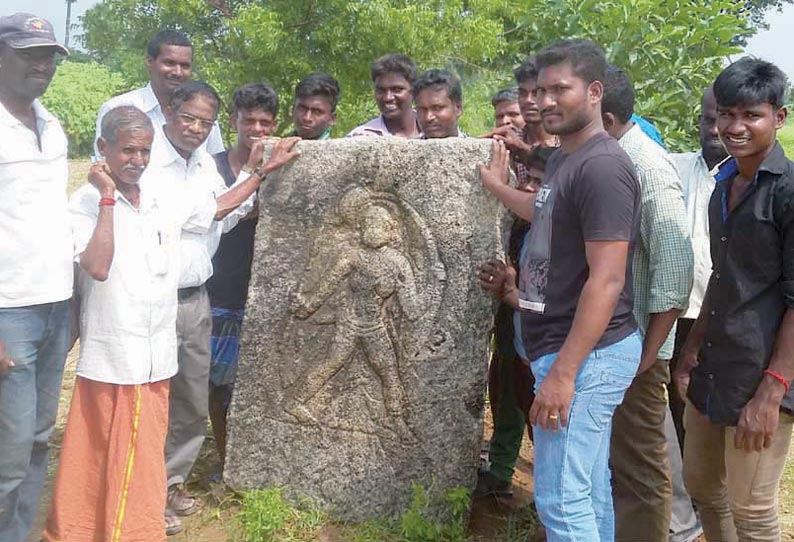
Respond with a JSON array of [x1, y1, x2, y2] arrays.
[[252, 166, 267, 180]]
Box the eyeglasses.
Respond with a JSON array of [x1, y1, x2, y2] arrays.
[[177, 113, 216, 130]]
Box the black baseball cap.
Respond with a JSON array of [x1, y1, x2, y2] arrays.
[[0, 13, 69, 55]]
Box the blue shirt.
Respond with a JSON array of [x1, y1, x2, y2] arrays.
[[631, 114, 665, 149]]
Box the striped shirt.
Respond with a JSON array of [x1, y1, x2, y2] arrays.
[[618, 124, 693, 360]]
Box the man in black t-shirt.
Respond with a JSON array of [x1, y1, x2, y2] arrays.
[[207, 83, 280, 472], [479, 39, 641, 541]]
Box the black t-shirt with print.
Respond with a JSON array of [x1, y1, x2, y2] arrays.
[[519, 131, 641, 361]]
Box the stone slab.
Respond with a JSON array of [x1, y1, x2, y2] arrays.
[[225, 137, 504, 521]]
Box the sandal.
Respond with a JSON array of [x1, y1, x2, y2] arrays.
[[167, 483, 199, 516], [164, 508, 182, 536]]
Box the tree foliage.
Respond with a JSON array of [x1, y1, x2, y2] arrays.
[[41, 60, 125, 157], [80, 0, 755, 150]]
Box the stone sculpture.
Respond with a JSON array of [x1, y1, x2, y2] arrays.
[[225, 137, 504, 520]]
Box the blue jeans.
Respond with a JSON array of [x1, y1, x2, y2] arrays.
[[531, 331, 641, 542], [0, 301, 70, 542]]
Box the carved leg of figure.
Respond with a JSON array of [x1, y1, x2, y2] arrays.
[[283, 330, 357, 424], [362, 330, 406, 418]]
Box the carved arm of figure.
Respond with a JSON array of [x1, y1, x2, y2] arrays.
[[292, 254, 353, 320], [395, 255, 423, 322]]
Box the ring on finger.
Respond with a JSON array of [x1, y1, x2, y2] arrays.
[[548, 414, 559, 420]]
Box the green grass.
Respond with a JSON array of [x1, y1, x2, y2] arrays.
[[233, 485, 470, 542]]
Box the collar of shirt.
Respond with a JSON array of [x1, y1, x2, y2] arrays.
[[0, 98, 58, 132], [716, 143, 786, 222], [290, 127, 332, 140], [138, 83, 162, 115], [150, 129, 212, 171], [348, 114, 421, 137], [518, 126, 559, 148], [419, 128, 467, 139]]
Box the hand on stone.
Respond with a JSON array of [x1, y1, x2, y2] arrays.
[[479, 140, 510, 195], [0, 341, 14, 378], [88, 162, 117, 198], [478, 259, 509, 299], [530, 366, 574, 431], [244, 138, 267, 171], [487, 125, 531, 157], [263, 136, 301, 174]]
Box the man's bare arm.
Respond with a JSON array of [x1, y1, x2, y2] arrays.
[[637, 309, 682, 374], [79, 163, 116, 281], [735, 308, 794, 452], [214, 137, 301, 220], [672, 287, 712, 400]]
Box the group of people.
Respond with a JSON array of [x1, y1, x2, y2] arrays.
[[0, 9, 791, 542]]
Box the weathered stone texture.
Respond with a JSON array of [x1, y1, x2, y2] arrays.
[[225, 137, 503, 520]]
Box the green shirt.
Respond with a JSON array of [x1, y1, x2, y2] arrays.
[[619, 124, 693, 360]]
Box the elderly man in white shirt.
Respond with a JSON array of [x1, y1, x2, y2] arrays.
[[144, 80, 300, 535], [668, 86, 730, 444], [0, 13, 73, 542], [43, 106, 179, 542], [93, 30, 224, 159]]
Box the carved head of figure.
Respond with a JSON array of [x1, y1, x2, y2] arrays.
[[359, 205, 398, 249], [335, 185, 372, 227]]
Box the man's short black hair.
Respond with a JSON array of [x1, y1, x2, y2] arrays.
[[169, 81, 221, 116], [294, 72, 341, 112], [713, 57, 788, 110], [147, 30, 193, 60], [602, 65, 635, 123], [535, 39, 607, 85], [514, 57, 539, 84], [492, 88, 519, 107], [413, 69, 463, 105], [526, 146, 555, 171], [371, 54, 418, 86], [231, 82, 279, 117]]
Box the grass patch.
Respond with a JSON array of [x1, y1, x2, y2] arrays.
[[234, 485, 470, 542], [234, 488, 326, 542]]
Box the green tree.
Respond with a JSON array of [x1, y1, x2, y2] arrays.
[[80, 0, 754, 149], [42, 61, 125, 157]]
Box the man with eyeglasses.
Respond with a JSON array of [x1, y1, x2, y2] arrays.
[[139, 81, 301, 535]]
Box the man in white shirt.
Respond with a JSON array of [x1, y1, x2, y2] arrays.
[[0, 13, 73, 542], [668, 87, 729, 444], [93, 30, 224, 159], [43, 106, 178, 542], [145, 81, 300, 535]]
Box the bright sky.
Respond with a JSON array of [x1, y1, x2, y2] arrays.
[[3, 0, 793, 82]]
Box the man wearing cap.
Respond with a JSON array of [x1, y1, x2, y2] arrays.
[[0, 13, 72, 542]]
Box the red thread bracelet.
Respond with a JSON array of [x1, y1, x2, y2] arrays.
[[764, 369, 790, 393], [98, 197, 116, 207]]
